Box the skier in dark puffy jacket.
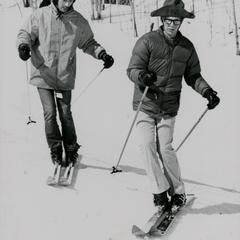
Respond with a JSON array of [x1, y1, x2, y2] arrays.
[[17, 0, 114, 176], [127, 0, 220, 210]]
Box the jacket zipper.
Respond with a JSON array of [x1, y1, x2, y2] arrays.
[[155, 30, 176, 114], [56, 18, 62, 90], [167, 46, 174, 83], [158, 45, 174, 113]]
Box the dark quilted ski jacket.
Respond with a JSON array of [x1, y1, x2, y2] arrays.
[[127, 27, 211, 118]]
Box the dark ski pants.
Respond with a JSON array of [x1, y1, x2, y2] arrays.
[[37, 88, 77, 151]]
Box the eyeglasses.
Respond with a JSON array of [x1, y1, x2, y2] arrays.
[[163, 18, 182, 26], [62, 0, 74, 4]]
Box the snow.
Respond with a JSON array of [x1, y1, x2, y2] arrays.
[[0, 1, 240, 240]]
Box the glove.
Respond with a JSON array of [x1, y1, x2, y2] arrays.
[[203, 88, 220, 109], [139, 71, 157, 86], [99, 51, 114, 69], [18, 44, 31, 61]]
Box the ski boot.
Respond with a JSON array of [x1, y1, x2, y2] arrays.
[[141, 191, 170, 234], [65, 143, 81, 166], [153, 190, 170, 212], [50, 145, 63, 165], [156, 193, 187, 234], [58, 143, 81, 186], [170, 193, 186, 212]]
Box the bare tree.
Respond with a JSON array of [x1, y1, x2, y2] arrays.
[[90, 0, 95, 20], [191, 0, 195, 14], [129, 0, 138, 37], [206, 0, 214, 46], [109, 0, 112, 23], [90, 0, 102, 20], [96, 0, 102, 19], [231, 0, 240, 55], [155, 0, 160, 28]]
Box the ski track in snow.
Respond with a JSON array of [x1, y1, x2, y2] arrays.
[[0, 1, 240, 240]]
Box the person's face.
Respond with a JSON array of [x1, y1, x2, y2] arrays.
[[162, 17, 182, 38], [57, 0, 74, 12]]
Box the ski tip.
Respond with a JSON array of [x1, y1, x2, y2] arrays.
[[132, 225, 148, 237], [47, 177, 71, 187], [46, 176, 58, 186], [132, 224, 140, 234], [58, 178, 70, 186]]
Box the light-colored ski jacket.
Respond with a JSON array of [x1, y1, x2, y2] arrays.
[[127, 27, 211, 118], [17, 3, 105, 90]]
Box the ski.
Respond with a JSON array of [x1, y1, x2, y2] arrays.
[[58, 162, 75, 186], [47, 163, 74, 186], [58, 145, 81, 186], [47, 163, 61, 186], [156, 195, 195, 235], [132, 204, 171, 237], [132, 194, 195, 238]]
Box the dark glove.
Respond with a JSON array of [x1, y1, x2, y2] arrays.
[[203, 88, 220, 109], [18, 43, 31, 61], [39, 0, 51, 8], [139, 71, 157, 86], [99, 51, 114, 69]]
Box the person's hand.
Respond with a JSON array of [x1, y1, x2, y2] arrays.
[[203, 88, 220, 109], [18, 44, 31, 61], [139, 71, 157, 86], [99, 51, 114, 68]]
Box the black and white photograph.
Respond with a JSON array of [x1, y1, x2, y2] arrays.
[[0, 0, 239, 239]]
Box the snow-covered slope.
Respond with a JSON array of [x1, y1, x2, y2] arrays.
[[0, 1, 240, 240]]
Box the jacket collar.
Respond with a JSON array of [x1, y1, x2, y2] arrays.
[[50, 2, 74, 19], [158, 26, 182, 46]]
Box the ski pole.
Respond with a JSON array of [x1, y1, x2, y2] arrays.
[[111, 86, 149, 174], [72, 67, 105, 104], [111, 23, 154, 174], [16, 0, 36, 125], [25, 62, 36, 125], [175, 107, 209, 152]]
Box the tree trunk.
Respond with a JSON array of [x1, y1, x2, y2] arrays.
[[155, 0, 159, 28], [191, 0, 195, 14], [90, 0, 95, 20], [129, 0, 138, 37], [231, 0, 240, 55], [206, 0, 214, 46], [109, 1, 112, 23], [95, 0, 102, 20]]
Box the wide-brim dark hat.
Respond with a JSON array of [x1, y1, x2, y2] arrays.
[[151, 0, 195, 19]]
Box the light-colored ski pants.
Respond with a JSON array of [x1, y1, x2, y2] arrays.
[[136, 111, 185, 195]]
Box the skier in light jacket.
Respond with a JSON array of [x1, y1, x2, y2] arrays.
[[127, 0, 220, 210], [17, 0, 114, 169]]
